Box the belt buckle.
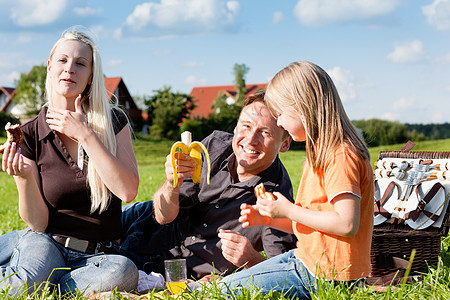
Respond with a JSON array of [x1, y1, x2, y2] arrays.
[[65, 237, 89, 252]]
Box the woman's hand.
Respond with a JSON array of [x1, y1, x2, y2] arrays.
[[46, 95, 89, 142], [256, 191, 294, 219], [1, 142, 32, 177]]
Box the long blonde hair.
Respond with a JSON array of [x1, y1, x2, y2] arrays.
[[265, 61, 369, 172], [45, 29, 117, 213]]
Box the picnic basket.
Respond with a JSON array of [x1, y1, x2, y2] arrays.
[[369, 145, 450, 278]]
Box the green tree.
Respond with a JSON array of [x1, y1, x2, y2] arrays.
[[207, 63, 250, 134], [233, 63, 249, 105], [13, 65, 47, 115], [145, 86, 195, 140], [353, 118, 408, 146]]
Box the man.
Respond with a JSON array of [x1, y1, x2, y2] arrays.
[[120, 90, 296, 280]]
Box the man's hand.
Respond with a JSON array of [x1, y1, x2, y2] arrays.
[[164, 152, 195, 187], [218, 229, 265, 268]]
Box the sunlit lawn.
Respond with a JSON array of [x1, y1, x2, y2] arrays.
[[1, 135, 449, 299]]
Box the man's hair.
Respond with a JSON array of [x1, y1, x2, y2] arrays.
[[242, 89, 290, 139]]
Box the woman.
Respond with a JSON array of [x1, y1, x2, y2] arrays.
[[0, 28, 139, 297]]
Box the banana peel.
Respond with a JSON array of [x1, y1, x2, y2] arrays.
[[170, 131, 211, 187]]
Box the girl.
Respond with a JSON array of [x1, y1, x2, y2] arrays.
[[0, 28, 139, 296], [220, 61, 374, 299]]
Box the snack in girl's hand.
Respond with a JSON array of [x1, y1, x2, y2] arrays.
[[254, 183, 276, 201], [0, 123, 23, 153]]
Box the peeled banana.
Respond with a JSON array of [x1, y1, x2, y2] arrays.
[[170, 131, 211, 187]]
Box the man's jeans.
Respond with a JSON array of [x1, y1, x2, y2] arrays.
[[220, 249, 316, 299], [0, 229, 138, 297]]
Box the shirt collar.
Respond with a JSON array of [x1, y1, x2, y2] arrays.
[[37, 106, 53, 141], [225, 153, 282, 187]]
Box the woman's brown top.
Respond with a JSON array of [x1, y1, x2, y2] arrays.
[[20, 106, 128, 242]]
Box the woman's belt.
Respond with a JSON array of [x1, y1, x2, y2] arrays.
[[51, 235, 116, 254]]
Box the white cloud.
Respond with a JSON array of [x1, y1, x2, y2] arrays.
[[0, 52, 37, 69], [2, 71, 20, 86], [294, 0, 400, 26], [182, 61, 205, 68], [272, 12, 284, 25], [10, 0, 67, 27], [379, 112, 400, 122], [152, 49, 172, 57], [422, 0, 450, 31], [431, 111, 445, 123], [107, 60, 123, 67], [387, 40, 424, 63], [117, 0, 240, 38], [15, 34, 33, 44], [327, 66, 356, 102], [185, 75, 207, 85], [73, 6, 102, 17], [392, 97, 415, 111]]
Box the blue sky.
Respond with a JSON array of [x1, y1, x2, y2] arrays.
[[1, 0, 449, 124]]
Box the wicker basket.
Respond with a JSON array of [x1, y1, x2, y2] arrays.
[[370, 150, 450, 277]]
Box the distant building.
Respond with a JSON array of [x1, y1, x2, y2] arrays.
[[1, 76, 142, 126], [189, 83, 267, 119], [0, 86, 16, 114], [104, 77, 142, 126]]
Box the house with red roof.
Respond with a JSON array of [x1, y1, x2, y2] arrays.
[[1, 77, 142, 126], [0, 86, 16, 113], [189, 83, 267, 119]]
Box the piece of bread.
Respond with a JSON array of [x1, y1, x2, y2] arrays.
[[254, 183, 276, 201], [0, 122, 23, 154]]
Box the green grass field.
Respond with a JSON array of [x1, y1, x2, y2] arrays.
[[1, 136, 449, 299]]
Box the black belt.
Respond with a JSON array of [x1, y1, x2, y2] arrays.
[[52, 235, 116, 254]]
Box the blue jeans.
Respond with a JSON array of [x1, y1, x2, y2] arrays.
[[220, 249, 316, 299], [0, 229, 138, 297], [120, 201, 178, 274]]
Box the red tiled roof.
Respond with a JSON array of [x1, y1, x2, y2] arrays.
[[104, 77, 122, 99], [189, 83, 267, 119]]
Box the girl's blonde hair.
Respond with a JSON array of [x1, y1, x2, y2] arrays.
[[265, 61, 369, 172], [45, 29, 117, 214]]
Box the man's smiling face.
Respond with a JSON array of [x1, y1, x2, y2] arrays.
[[232, 100, 290, 180]]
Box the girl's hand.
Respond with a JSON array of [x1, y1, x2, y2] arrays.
[[256, 191, 293, 219], [239, 203, 271, 228], [164, 152, 195, 187], [1, 142, 31, 177], [46, 95, 88, 142]]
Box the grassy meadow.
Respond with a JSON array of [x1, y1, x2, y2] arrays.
[[0, 135, 449, 299]]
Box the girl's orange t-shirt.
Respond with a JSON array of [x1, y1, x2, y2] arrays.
[[293, 144, 374, 281]]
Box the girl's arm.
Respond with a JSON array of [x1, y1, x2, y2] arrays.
[[2, 143, 49, 232], [259, 192, 360, 237], [239, 203, 294, 233]]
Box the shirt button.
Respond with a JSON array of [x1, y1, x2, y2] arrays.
[[215, 204, 219, 209], [203, 223, 208, 228]]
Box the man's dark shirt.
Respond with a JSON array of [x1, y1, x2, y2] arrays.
[[120, 130, 296, 279]]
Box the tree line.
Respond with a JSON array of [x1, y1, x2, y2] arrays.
[[2, 64, 450, 147]]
